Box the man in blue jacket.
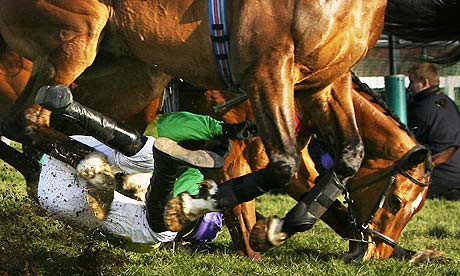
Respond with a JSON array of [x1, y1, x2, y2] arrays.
[[407, 62, 460, 200]]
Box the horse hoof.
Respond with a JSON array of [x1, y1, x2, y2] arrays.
[[86, 184, 114, 220], [250, 216, 289, 252], [409, 249, 445, 265], [23, 105, 52, 135], [164, 193, 191, 232], [248, 251, 263, 262], [342, 242, 368, 263]]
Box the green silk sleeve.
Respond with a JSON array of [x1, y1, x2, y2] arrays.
[[173, 168, 203, 197], [144, 111, 223, 141]]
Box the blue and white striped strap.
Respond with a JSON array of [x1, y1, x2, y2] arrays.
[[208, 0, 241, 92]]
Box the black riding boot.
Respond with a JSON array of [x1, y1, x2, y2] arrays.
[[146, 138, 225, 232], [145, 147, 185, 232], [282, 171, 345, 235], [35, 84, 146, 156]]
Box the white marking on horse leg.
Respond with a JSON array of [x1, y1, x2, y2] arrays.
[[121, 172, 152, 201], [76, 151, 115, 190], [266, 217, 289, 246], [181, 194, 220, 221], [181, 179, 221, 220]]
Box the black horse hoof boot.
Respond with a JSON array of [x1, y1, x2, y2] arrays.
[[281, 201, 317, 235]]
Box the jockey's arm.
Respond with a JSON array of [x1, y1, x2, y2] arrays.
[[144, 111, 258, 141]]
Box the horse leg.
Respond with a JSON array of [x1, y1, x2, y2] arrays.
[[282, 136, 357, 238], [0, 36, 117, 190], [178, 88, 263, 260], [299, 74, 364, 181], [165, 50, 300, 233], [222, 139, 266, 262], [295, 74, 364, 245], [1, 2, 110, 148], [0, 139, 41, 201], [248, 73, 364, 250]]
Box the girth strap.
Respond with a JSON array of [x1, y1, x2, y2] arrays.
[[208, 0, 249, 114], [208, 0, 240, 91]]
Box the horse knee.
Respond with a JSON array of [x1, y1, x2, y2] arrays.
[[262, 154, 298, 190], [336, 138, 364, 179], [207, 153, 298, 210]]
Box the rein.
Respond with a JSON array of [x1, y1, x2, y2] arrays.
[[343, 144, 432, 248]]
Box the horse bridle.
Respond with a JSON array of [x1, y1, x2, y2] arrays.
[[342, 144, 432, 248]]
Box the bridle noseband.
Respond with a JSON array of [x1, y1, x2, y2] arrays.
[[343, 144, 432, 249]]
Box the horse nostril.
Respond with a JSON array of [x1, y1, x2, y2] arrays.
[[389, 194, 402, 214]]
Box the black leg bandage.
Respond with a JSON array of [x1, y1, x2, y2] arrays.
[[282, 171, 345, 235], [216, 170, 268, 209]]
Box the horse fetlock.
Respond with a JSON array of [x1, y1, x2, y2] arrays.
[[183, 195, 221, 221], [250, 216, 289, 252], [186, 180, 222, 218], [263, 155, 298, 190], [270, 154, 298, 175], [23, 106, 52, 135], [164, 180, 221, 232], [76, 151, 115, 190]]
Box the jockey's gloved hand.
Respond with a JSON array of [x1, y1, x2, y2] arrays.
[[205, 135, 232, 158], [221, 120, 258, 140]]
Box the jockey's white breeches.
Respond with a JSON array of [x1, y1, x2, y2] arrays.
[[37, 136, 177, 244]]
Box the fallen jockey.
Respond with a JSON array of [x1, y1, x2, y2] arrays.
[[35, 84, 258, 247]]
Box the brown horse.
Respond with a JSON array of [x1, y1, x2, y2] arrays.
[[287, 76, 448, 260], [0, 47, 448, 261], [191, 74, 449, 261], [0, 45, 171, 197], [0, 45, 265, 260], [0, 2, 387, 223]]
